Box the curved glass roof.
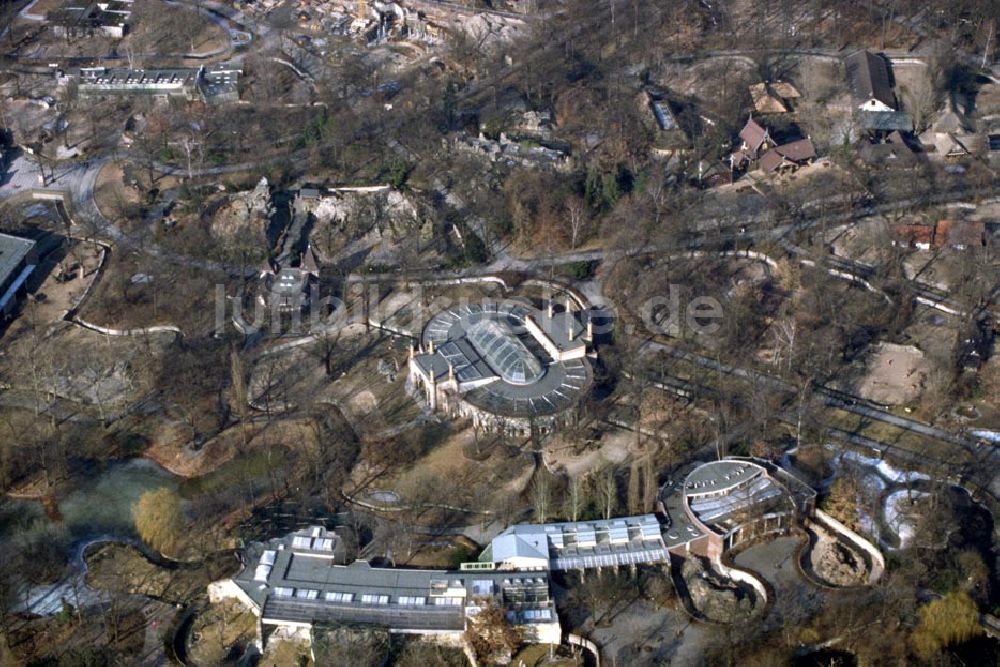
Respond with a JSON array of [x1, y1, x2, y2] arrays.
[[467, 319, 543, 385]]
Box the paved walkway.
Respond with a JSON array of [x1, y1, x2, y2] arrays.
[[733, 536, 826, 631]]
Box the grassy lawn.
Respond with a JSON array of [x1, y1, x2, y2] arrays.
[[177, 447, 282, 500], [823, 408, 971, 466]]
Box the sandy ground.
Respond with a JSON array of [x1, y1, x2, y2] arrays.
[[93, 162, 141, 217], [825, 218, 890, 264], [187, 599, 257, 666], [350, 424, 533, 514], [20, 0, 67, 17], [544, 427, 634, 478], [892, 62, 933, 120], [1, 321, 171, 408], [93, 162, 182, 222], [260, 637, 311, 665], [0, 237, 104, 329], [0, 99, 56, 143], [902, 249, 979, 293], [145, 418, 319, 478], [656, 57, 756, 102], [766, 158, 839, 187], [857, 342, 928, 406]]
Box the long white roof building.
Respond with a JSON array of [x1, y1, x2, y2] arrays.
[[482, 514, 670, 571]]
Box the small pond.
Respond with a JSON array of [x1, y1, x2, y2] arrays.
[[0, 458, 181, 615]]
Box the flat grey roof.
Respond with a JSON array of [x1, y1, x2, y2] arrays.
[[0, 234, 36, 286], [262, 595, 465, 631], [79, 67, 198, 86], [235, 528, 555, 632], [857, 110, 913, 132], [465, 356, 589, 418], [661, 485, 707, 549], [684, 460, 764, 495], [415, 337, 496, 385]]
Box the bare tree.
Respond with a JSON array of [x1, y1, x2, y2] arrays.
[[627, 460, 642, 514], [596, 464, 617, 519], [531, 471, 552, 523], [564, 194, 587, 249], [642, 454, 657, 512], [230, 346, 249, 421], [564, 473, 585, 521]]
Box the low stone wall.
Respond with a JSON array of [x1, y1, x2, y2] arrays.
[[794, 525, 869, 591], [812, 509, 885, 585], [29, 189, 72, 205], [61, 239, 110, 319], [207, 578, 260, 616], [71, 318, 182, 337], [915, 295, 964, 316], [715, 559, 769, 608], [565, 633, 600, 667], [674, 554, 768, 624], [522, 278, 589, 310]]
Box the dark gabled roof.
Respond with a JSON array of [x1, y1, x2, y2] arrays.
[[730, 150, 749, 165], [774, 138, 816, 162], [759, 149, 785, 173], [858, 142, 918, 168], [739, 118, 768, 152], [845, 50, 895, 109], [47, 7, 88, 25]]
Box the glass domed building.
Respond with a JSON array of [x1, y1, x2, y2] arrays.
[[408, 300, 594, 437]]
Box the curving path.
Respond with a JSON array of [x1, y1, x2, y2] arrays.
[[11, 0, 251, 61]]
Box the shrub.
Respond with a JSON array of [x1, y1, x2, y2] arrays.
[[132, 487, 184, 557]]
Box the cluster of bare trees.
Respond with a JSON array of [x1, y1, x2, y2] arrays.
[[529, 459, 660, 526]]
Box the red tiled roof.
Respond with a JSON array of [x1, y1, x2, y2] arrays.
[[932, 219, 954, 247], [889, 224, 933, 246]]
